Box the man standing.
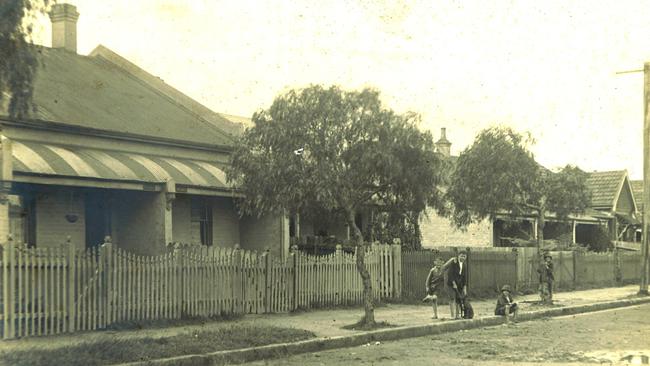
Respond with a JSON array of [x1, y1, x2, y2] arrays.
[[446, 250, 468, 319]]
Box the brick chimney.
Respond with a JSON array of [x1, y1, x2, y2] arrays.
[[435, 127, 452, 157], [49, 3, 79, 53]]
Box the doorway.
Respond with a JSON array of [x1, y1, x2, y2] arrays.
[[85, 190, 112, 248]]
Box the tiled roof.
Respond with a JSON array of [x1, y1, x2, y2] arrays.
[[631, 180, 643, 211], [0, 46, 238, 147], [585, 170, 626, 209]]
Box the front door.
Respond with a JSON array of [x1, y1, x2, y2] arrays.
[[85, 190, 111, 248]]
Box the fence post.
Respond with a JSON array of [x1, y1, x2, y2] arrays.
[[101, 236, 112, 328], [392, 244, 402, 299], [66, 236, 76, 333], [512, 247, 519, 292], [262, 249, 271, 313], [614, 248, 622, 284], [572, 250, 578, 288], [3, 236, 14, 339], [466, 247, 471, 295], [232, 245, 242, 314], [173, 244, 181, 319], [291, 245, 298, 311]]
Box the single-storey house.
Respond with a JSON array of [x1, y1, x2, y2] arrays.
[[0, 4, 289, 257], [419, 130, 632, 248], [585, 170, 640, 243]]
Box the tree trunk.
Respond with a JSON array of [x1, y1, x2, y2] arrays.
[[536, 210, 545, 253], [347, 210, 375, 326], [412, 211, 422, 250]]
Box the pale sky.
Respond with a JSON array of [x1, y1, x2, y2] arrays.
[[30, 0, 650, 179]]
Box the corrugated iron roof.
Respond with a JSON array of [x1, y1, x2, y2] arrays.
[[585, 170, 626, 209], [12, 140, 230, 189], [1, 47, 236, 147]]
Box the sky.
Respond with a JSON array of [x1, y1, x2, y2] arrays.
[[30, 0, 650, 179]]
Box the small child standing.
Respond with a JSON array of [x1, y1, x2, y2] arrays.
[[495, 284, 518, 323], [537, 253, 555, 304], [423, 256, 453, 319]]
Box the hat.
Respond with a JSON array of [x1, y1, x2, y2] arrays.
[[544, 253, 552, 259], [501, 285, 512, 292]]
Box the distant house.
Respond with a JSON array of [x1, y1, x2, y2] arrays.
[[0, 4, 289, 257], [587, 170, 641, 241], [420, 130, 625, 249], [419, 128, 494, 248], [585, 170, 640, 243]]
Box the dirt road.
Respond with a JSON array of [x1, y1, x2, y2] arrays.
[[244, 303, 650, 365]]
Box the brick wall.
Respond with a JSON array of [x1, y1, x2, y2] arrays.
[[211, 197, 240, 248], [239, 212, 287, 258], [419, 208, 493, 248], [112, 190, 167, 255], [35, 188, 85, 250], [172, 195, 192, 243]]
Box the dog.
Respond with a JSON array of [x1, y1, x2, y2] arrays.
[[454, 288, 474, 319]]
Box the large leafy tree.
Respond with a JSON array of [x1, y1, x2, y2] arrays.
[[446, 127, 591, 249], [1, 0, 50, 118], [228, 85, 446, 326]]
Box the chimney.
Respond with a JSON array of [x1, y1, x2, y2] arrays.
[[435, 127, 452, 157], [49, 3, 80, 53]]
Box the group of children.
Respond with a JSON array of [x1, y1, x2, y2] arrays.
[[422, 251, 555, 322]]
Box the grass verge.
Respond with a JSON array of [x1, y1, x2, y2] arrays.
[[341, 320, 396, 331], [0, 324, 315, 366]]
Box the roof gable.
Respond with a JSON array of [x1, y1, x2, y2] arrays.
[[585, 170, 630, 210], [1, 46, 239, 147]]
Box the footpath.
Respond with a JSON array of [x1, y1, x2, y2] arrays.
[[0, 285, 647, 364]]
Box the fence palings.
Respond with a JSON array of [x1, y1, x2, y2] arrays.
[[0, 241, 400, 339]]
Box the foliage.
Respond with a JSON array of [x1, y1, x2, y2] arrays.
[[228, 85, 446, 232], [445, 127, 539, 227], [372, 210, 422, 250], [446, 125, 591, 300], [446, 126, 591, 231], [577, 225, 612, 252], [0, 0, 49, 118], [228, 85, 447, 324]]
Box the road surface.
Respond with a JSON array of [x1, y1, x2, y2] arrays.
[[245, 303, 650, 365]]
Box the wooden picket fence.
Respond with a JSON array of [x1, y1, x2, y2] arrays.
[[0, 240, 400, 339]]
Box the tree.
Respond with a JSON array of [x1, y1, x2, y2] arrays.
[[446, 127, 591, 250], [228, 85, 446, 326], [0, 0, 50, 118]]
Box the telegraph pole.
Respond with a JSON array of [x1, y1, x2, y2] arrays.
[[617, 64, 650, 294], [641, 62, 650, 295]]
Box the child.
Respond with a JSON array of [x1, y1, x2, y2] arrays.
[[537, 253, 555, 304], [495, 284, 518, 322], [423, 256, 453, 319]]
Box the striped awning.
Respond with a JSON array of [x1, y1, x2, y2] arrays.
[[11, 141, 230, 189]]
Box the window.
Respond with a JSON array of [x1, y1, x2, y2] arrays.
[[191, 198, 213, 246]]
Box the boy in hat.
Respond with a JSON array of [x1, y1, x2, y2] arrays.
[[423, 256, 454, 319], [537, 253, 555, 304], [495, 284, 518, 322]]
